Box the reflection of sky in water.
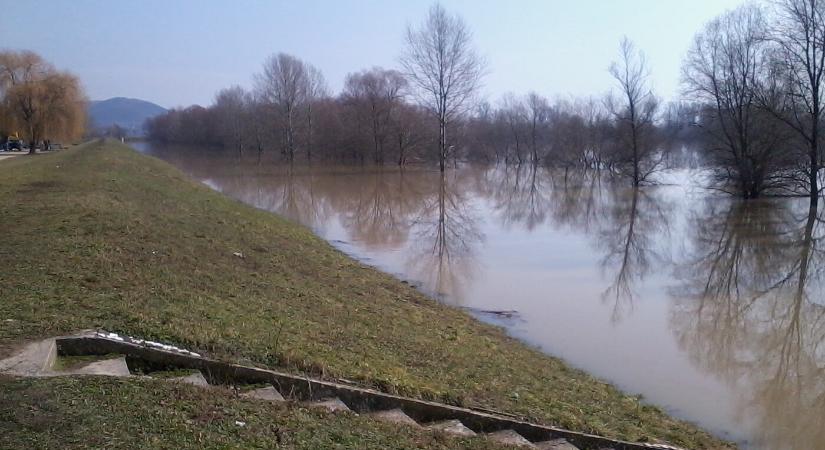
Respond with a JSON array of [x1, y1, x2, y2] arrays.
[[137, 143, 825, 450]]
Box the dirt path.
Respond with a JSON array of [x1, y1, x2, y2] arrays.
[[0, 152, 26, 161]]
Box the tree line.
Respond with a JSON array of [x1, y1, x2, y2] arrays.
[[147, 1, 825, 202], [0, 50, 86, 153], [147, 5, 673, 183]]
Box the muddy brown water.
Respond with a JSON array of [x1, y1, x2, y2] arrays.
[[133, 142, 825, 450]]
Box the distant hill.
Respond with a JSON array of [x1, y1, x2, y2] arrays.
[[88, 97, 167, 136]]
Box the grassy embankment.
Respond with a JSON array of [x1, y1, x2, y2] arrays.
[[0, 141, 730, 449]]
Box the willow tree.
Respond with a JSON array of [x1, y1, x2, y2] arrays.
[[0, 50, 86, 153], [401, 3, 485, 172]]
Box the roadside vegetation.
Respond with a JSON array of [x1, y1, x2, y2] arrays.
[[0, 141, 729, 448]]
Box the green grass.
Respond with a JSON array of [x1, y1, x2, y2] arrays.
[[52, 354, 121, 371], [0, 140, 731, 448]]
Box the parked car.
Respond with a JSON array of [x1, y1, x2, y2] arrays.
[[4, 138, 23, 151]]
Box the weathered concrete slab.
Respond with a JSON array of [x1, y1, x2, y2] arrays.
[[487, 429, 535, 447], [536, 438, 580, 450], [426, 419, 476, 436], [0, 338, 56, 376], [240, 385, 285, 402], [368, 408, 421, 427], [72, 356, 131, 377], [172, 371, 209, 387], [54, 332, 687, 450], [307, 397, 352, 413]]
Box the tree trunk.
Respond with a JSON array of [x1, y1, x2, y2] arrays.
[[810, 143, 819, 206], [28, 123, 37, 155], [439, 116, 446, 172]]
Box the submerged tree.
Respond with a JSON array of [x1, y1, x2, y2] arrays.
[[525, 92, 550, 165], [342, 68, 408, 165], [607, 38, 660, 186], [683, 4, 791, 198], [402, 3, 485, 172], [303, 64, 328, 161], [255, 53, 326, 162], [213, 86, 248, 159], [767, 0, 825, 203], [499, 93, 528, 164]]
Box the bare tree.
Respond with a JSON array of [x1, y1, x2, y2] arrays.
[[499, 93, 527, 164], [392, 103, 429, 166], [581, 97, 611, 169], [525, 92, 550, 165], [214, 85, 247, 159], [304, 65, 328, 162], [244, 92, 274, 164], [766, 0, 825, 203], [342, 68, 407, 164], [256, 53, 309, 162], [401, 3, 485, 172], [548, 99, 591, 175], [608, 38, 660, 186], [683, 4, 791, 198]]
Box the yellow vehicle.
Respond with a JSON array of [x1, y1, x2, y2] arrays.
[[4, 132, 24, 151]]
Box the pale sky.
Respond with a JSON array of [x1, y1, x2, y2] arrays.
[[0, 0, 745, 108]]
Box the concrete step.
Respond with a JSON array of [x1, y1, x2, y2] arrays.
[[240, 385, 285, 402], [72, 356, 131, 377], [426, 419, 476, 436], [535, 438, 580, 450], [487, 429, 535, 447], [0, 338, 56, 376], [307, 397, 353, 413], [50, 332, 685, 450], [172, 371, 209, 387], [367, 408, 420, 427]]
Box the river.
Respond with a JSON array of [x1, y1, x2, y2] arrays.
[[133, 142, 825, 450]]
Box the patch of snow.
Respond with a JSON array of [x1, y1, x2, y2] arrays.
[[94, 331, 201, 357]]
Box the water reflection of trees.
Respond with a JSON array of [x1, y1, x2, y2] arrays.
[[185, 155, 676, 314], [672, 199, 825, 450], [407, 171, 483, 303], [597, 187, 671, 321], [489, 166, 672, 320], [220, 168, 332, 229], [336, 171, 424, 248], [488, 164, 551, 231], [190, 161, 485, 305]]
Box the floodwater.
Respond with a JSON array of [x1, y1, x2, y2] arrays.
[[134, 143, 825, 450]]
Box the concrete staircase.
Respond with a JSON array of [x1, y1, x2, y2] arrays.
[[0, 331, 685, 450]]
